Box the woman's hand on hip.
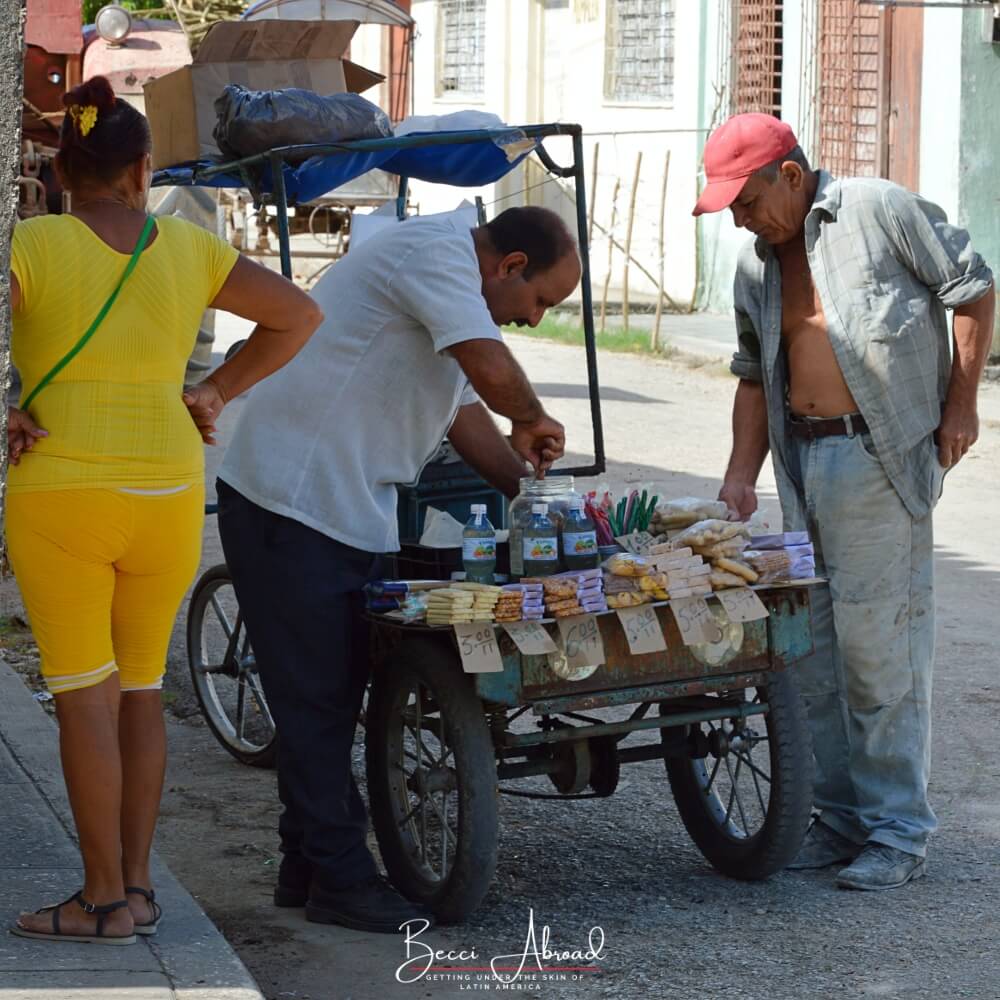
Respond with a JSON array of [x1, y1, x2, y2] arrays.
[[183, 379, 226, 446], [6, 407, 48, 465]]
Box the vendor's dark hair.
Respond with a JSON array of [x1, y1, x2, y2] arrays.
[[482, 206, 578, 279], [56, 76, 152, 190]]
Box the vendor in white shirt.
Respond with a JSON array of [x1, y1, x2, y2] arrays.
[[216, 205, 579, 934]]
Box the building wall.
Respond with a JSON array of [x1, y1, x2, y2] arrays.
[[917, 7, 962, 223], [957, 7, 1000, 351], [404, 0, 709, 310]]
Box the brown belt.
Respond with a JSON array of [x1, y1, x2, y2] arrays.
[[788, 412, 869, 440]]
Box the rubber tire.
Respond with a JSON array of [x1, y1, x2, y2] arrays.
[[663, 670, 814, 880], [186, 564, 277, 769], [366, 639, 498, 924]]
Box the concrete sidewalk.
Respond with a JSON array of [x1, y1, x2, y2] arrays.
[[0, 660, 264, 1000]]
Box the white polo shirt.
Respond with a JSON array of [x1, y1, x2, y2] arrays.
[[218, 213, 502, 553]]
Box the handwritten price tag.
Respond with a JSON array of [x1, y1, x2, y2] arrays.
[[670, 596, 724, 646], [557, 614, 606, 671], [453, 622, 504, 673], [502, 620, 558, 655], [616, 604, 667, 655], [615, 531, 658, 556], [715, 587, 770, 623]]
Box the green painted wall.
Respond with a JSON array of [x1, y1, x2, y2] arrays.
[[958, 10, 1000, 356]]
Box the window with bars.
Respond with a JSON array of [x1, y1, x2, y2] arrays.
[[436, 0, 486, 98], [604, 0, 676, 104], [816, 0, 881, 176], [731, 0, 783, 118]]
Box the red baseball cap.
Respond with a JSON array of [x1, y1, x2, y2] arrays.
[[692, 114, 799, 217]]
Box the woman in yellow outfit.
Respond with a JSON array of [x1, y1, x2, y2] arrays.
[[7, 76, 322, 944]]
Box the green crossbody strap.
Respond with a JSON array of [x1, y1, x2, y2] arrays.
[[20, 215, 156, 413]]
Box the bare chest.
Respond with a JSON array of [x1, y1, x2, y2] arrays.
[[778, 246, 827, 337]]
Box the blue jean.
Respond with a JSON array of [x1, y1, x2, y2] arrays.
[[786, 431, 937, 857]]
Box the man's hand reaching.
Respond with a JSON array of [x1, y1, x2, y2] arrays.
[[510, 413, 565, 478]]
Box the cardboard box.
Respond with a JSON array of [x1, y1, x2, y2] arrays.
[[144, 19, 385, 170]]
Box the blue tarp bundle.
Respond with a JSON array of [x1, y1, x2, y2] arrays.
[[153, 129, 538, 203]]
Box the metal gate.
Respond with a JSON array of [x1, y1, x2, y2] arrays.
[[816, 0, 882, 177], [731, 0, 785, 117]]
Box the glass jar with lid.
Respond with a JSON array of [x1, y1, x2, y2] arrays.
[[508, 476, 578, 579]]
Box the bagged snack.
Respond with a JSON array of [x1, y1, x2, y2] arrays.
[[547, 596, 582, 613], [650, 498, 730, 533], [699, 537, 751, 560], [750, 531, 810, 550], [710, 570, 748, 590], [714, 557, 759, 584], [605, 553, 651, 577], [669, 519, 751, 550], [543, 577, 579, 599], [607, 591, 650, 609]]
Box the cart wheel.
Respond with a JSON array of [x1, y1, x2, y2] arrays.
[[661, 670, 813, 880], [366, 640, 498, 924], [186, 564, 277, 768]]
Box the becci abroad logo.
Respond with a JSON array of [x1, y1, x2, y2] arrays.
[[395, 908, 607, 989]]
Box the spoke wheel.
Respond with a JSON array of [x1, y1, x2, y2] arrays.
[[366, 640, 497, 924], [186, 564, 276, 768], [661, 670, 813, 880]]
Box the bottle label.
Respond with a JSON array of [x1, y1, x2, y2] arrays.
[[463, 537, 496, 562], [563, 531, 598, 556], [524, 536, 559, 562]]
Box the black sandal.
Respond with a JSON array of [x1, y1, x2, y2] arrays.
[[11, 891, 136, 945], [125, 886, 162, 936]]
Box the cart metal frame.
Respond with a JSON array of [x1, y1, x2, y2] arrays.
[[154, 123, 606, 478]]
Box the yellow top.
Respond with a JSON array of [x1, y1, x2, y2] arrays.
[[9, 214, 239, 493]]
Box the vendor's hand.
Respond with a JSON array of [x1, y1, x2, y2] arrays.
[[7, 406, 48, 465], [511, 413, 565, 478], [719, 479, 757, 522], [183, 379, 227, 446], [936, 396, 978, 469]]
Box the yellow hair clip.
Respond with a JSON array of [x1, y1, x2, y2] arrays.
[[68, 104, 99, 137]]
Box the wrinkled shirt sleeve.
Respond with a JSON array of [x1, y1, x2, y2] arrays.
[[730, 270, 764, 382], [882, 187, 994, 309]]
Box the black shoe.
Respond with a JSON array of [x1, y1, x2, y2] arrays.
[[305, 875, 434, 934], [273, 855, 312, 908]]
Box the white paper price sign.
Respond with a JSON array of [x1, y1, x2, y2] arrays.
[[715, 587, 770, 623], [670, 596, 724, 645], [616, 604, 668, 655], [502, 620, 558, 655], [557, 614, 606, 671], [453, 622, 504, 673]]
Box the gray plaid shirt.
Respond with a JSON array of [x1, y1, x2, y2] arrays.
[[732, 170, 993, 521]]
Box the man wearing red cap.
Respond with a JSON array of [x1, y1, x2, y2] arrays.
[[695, 113, 995, 890]]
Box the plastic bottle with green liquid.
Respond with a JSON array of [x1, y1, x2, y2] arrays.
[[561, 500, 600, 571], [522, 503, 560, 577], [462, 504, 496, 584]]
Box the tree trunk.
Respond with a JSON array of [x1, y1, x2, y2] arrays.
[[1, 0, 25, 534]]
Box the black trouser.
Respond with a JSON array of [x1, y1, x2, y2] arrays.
[[216, 480, 382, 889]]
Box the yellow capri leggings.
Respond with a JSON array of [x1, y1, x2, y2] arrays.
[[5, 485, 204, 695]]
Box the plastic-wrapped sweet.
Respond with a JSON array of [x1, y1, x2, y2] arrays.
[[605, 553, 651, 577], [668, 519, 751, 550], [650, 498, 730, 534]]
